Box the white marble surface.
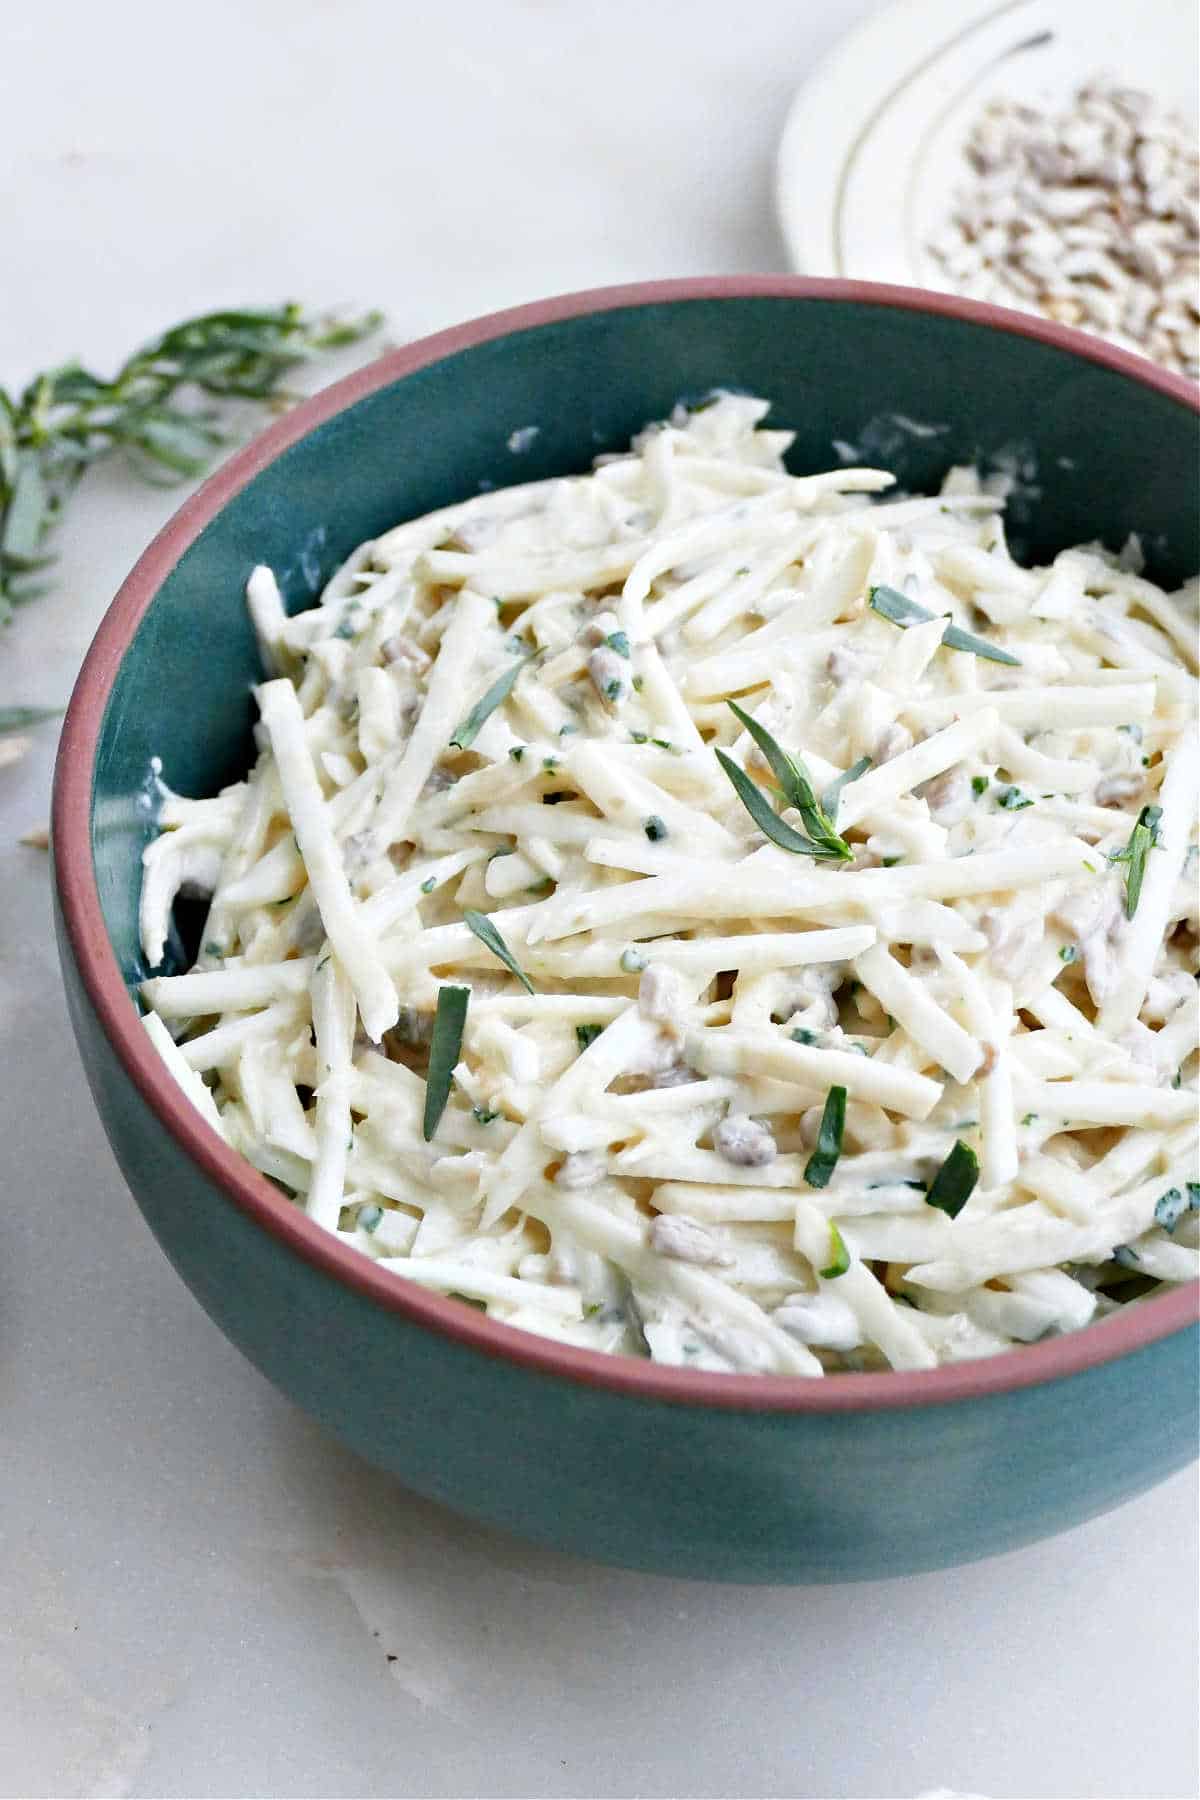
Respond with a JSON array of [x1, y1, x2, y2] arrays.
[[1, 3, 1197, 1796]]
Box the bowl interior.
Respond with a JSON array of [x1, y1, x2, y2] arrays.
[[91, 294, 1199, 986]]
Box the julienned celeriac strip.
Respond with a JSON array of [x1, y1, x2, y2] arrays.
[[137, 394, 1200, 1377]]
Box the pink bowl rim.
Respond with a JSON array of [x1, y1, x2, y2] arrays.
[[52, 274, 1200, 1415]]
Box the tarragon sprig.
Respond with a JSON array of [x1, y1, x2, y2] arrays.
[[0, 303, 382, 626]]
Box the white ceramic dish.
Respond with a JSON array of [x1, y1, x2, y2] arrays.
[[776, 0, 1198, 284]]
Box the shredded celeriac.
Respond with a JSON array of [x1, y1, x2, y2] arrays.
[[138, 394, 1200, 1376]]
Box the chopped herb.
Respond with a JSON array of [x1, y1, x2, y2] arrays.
[[332, 614, 358, 640], [924, 1140, 979, 1218], [203, 940, 223, 957], [630, 730, 649, 744], [558, 721, 578, 737], [448, 656, 530, 751], [1154, 1188, 1187, 1232], [868, 584, 1021, 664], [605, 630, 631, 658], [1082, 859, 1097, 872], [643, 815, 668, 842], [583, 1301, 604, 1318], [1020, 1112, 1038, 1127], [1111, 1243, 1141, 1269], [575, 1023, 604, 1051], [726, 700, 851, 858], [463, 908, 535, 993], [818, 1221, 851, 1280], [971, 775, 990, 796], [1188, 1183, 1200, 1212], [632, 674, 644, 691], [1058, 944, 1078, 963], [542, 755, 560, 773], [508, 745, 526, 762], [422, 985, 469, 1142], [472, 1105, 499, 1126], [620, 946, 648, 974], [821, 755, 872, 820], [998, 785, 1033, 810], [882, 854, 903, 867], [791, 1027, 819, 1046], [603, 678, 623, 702], [1108, 803, 1162, 917], [650, 737, 676, 752], [804, 1085, 847, 1189], [420, 876, 436, 894]]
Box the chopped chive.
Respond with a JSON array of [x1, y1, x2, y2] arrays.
[[650, 737, 676, 752], [448, 655, 530, 750], [1020, 1112, 1038, 1126], [1154, 1187, 1186, 1231], [463, 909, 534, 993], [727, 700, 851, 858], [715, 751, 840, 858], [508, 745, 526, 762], [422, 985, 469, 1142], [1111, 1243, 1141, 1268], [924, 1140, 979, 1218], [868, 583, 1020, 665], [603, 678, 623, 702], [882, 854, 903, 867], [821, 755, 872, 820], [605, 630, 631, 658], [1058, 944, 1078, 963], [791, 1027, 819, 1045], [558, 721, 578, 737], [575, 1023, 603, 1051], [998, 785, 1033, 810], [420, 876, 436, 894], [804, 1085, 847, 1189], [630, 730, 649, 744], [542, 755, 560, 773], [818, 1221, 851, 1280], [632, 674, 644, 691], [472, 1105, 499, 1126], [643, 815, 667, 842], [971, 775, 990, 796], [1107, 803, 1162, 918], [1188, 1183, 1200, 1212]]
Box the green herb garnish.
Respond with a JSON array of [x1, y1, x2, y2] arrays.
[[463, 908, 534, 993], [643, 815, 667, 842], [422, 985, 469, 1142], [1108, 803, 1163, 918], [0, 704, 63, 733], [472, 1105, 499, 1126], [804, 1085, 847, 1189], [508, 745, 526, 762], [420, 876, 436, 895], [1111, 1243, 1141, 1269], [971, 775, 990, 796], [727, 700, 851, 858], [0, 304, 381, 629], [868, 584, 1020, 665], [1058, 944, 1078, 963], [821, 755, 872, 821], [924, 1140, 979, 1218], [997, 785, 1033, 810], [716, 751, 840, 858], [605, 630, 631, 658], [449, 656, 530, 751], [818, 1221, 851, 1280], [575, 1023, 604, 1051]]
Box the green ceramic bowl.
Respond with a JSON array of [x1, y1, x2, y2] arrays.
[[53, 278, 1199, 1582]]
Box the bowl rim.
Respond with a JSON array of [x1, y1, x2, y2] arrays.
[[52, 273, 1200, 1415]]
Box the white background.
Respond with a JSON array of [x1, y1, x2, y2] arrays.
[[1, 3, 1197, 1796]]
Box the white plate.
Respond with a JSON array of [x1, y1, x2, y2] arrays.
[[776, 0, 1198, 284]]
